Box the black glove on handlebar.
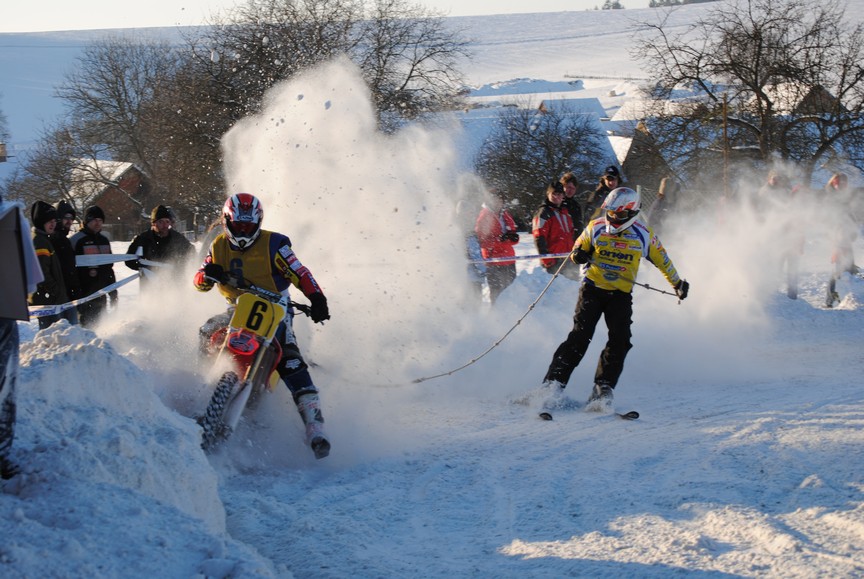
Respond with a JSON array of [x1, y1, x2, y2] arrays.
[[203, 263, 227, 283], [309, 293, 330, 323], [500, 231, 520, 243]]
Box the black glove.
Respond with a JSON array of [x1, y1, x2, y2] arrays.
[[573, 247, 593, 264], [203, 263, 226, 283], [674, 279, 689, 300], [500, 231, 520, 243], [309, 293, 330, 323]]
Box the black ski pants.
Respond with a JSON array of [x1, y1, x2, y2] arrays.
[[544, 283, 633, 389]]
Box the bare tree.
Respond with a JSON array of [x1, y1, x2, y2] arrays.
[[354, 0, 469, 125], [634, 0, 864, 185], [3, 122, 117, 212], [56, 35, 182, 179], [474, 101, 606, 224], [51, 35, 225, 221], [189, 0, 469, 130], [189, 0, 360, 128]]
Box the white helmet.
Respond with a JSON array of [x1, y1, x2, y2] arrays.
[[223, 193, 263, 250], [602, 187, 641, 234]]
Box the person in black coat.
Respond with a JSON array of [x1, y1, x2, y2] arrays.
[[583, 165, 625, 227], [559, 172, 583, 240], [29, 201, 72, 329], [50, 200, 81, 324], [70, 205, 117, 328], [125, 205, 195, 288]]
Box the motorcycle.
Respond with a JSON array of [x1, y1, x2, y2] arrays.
[[198, 278, 312, 452]]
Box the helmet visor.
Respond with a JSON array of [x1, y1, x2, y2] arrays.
[[231, 220, 257, 235], [606, 208, 637, 225]]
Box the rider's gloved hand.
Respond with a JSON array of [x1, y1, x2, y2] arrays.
[[674, 279, 689, 300], [309, 293, 330, 323], [203, 263, 227, 283]]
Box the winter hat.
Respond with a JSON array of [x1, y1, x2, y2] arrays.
[[84, 205, 105, 223], [151, 205, 172, 222], [30, 201, 57, 230], [604, 165, 620, 178], [55, 199, 76, 220], [549, 180, 565, 194]]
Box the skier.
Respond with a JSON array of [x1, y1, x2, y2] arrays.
[[193, 193, 332, 459], [540, 186, 688, 410]]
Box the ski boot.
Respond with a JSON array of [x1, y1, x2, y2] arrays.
[[585, 383, 614, 412], [540, 380, 582, 411], [297, 393, 331, 459]]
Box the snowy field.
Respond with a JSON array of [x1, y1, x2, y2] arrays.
[[4, 3, 864, 578]]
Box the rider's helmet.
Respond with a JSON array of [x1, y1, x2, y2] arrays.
[[223, 193, 263, 250], [602, 187, 641, 234]]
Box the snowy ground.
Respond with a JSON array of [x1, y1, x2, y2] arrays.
[[4, 216, 864, 577], [4, 3, 864, 578]]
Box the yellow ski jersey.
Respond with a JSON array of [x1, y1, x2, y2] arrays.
[[573, 217, 681, 293]]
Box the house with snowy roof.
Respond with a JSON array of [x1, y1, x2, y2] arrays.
[[67, 159, 154, 240]]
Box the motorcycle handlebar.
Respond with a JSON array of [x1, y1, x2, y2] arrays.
[[204, 274, 312, 317]]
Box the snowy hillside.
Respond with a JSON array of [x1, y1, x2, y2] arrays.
[[4, 4, 864, 578]]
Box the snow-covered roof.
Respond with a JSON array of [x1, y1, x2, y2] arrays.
[[68, 158, 139, 199]]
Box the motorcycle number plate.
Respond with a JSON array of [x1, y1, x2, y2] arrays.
[[230, 293, 287, 340]]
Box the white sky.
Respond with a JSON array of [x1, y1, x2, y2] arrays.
[[2, 0, 649, 33]]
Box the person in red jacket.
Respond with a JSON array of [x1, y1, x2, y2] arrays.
[[194, 193, 331, 459], [475, 190, 519, 303], [532, 180, 578, 280]]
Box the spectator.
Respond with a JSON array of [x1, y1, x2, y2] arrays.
[[29, 201, 72, 329], [50, 200, 81, 324], [559, 172, 583, 239], [475, 190, 520, 304], [456, 199, 487, 301], [539, 186, 688, 412], [823, 172, 858, 307], [755, 170, 803, 299], [532, 180, 579, 281], [125, 205, 195, 288], [0, 195, 44, 479], [71, 206, 117, 327], [647, 176, 680, 236], [583, 165, 624, 227]]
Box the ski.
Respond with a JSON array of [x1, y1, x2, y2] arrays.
[[538, 409, 639, 421]]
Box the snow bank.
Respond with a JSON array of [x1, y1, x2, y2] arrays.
[[1, 321, 279, 577]]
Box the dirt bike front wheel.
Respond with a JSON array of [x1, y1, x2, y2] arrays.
[[199, 371, 239, 452]]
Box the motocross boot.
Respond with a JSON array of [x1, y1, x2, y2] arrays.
[[297, 393, 331, 459]]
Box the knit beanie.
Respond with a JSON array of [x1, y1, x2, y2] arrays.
[[84, 205, 106, 223], [151, 205, 172, 222], [30, 200, 57, 231], [55, 199, 76, 220]]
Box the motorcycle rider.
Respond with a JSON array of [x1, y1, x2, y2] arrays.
[[194, 193, 332, 459]]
